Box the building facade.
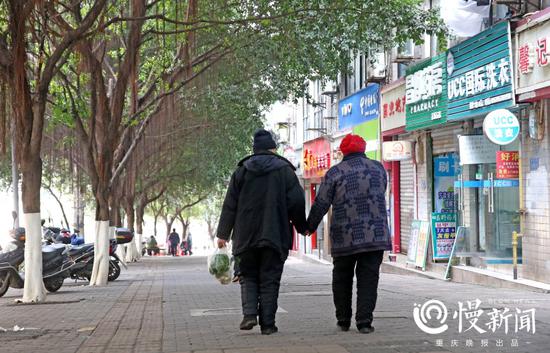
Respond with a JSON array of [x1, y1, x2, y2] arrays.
[[275, 1, 550, 284]]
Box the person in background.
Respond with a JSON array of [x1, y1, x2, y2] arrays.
[[216, 129, 308, 335], [168, 228, 180, 256], [147, 235, 159, 256], [186, 232, 193, 255], [306, 133, 392, 334]]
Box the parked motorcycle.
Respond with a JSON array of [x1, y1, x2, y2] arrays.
[[68, 239, 124, 282], [0, 228, 75, 297]]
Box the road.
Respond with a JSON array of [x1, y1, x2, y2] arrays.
[[0, 255, 548, 353]]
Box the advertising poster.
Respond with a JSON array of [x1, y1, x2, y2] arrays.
[[352, 119, 379, 160], [431, 212, 457, 260], [407, 221, 421, 264], [496, 151, 519, 179], [433, 154, 458, 213], [407, 220, 430, 270], [415, 221, 431, 270]]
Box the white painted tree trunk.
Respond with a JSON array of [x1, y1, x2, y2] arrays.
[[116, 242, 126, 263], [136, 233, 143, 260], [22, 213, 46, 302], [89, 221, 110, 286], [124, 240, 139, 262]]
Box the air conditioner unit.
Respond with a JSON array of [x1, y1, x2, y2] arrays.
[[395, 39, 415, 63], [367, 52, 386, 82]]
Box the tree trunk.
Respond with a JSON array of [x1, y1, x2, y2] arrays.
[[73, 164, 85, 239], [89, 194, 111, 286], [124, 201, 139, 262], [135, 202, 145, 259], [153, 213, 159, 236], [46, 186, 70, 230], [11, 126, 19, 229], [21, 157, 46, 302]]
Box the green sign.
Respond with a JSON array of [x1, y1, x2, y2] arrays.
[[447, 21, 514, 121], [352, 119, 379, 160], [405, 53, 448, 131], [431, 212, 457, 260]]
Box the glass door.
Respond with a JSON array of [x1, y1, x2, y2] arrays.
[[456, 142, 521, 261]]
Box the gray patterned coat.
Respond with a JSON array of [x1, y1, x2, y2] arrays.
[[307, 153, 392, 257]]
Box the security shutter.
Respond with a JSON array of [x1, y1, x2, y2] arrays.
[[399, 157, 414, 254], [431, 123, 462, 155]]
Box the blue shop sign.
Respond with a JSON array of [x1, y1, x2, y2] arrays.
[[434, 155, 458, 177], [338, 84, 380, 130], [447, 21, 515, 121]]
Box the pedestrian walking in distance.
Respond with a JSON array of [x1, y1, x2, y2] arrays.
[[307, 133, 391, 334], [168, 229, 180, 256], [217, 129, 308, 335]]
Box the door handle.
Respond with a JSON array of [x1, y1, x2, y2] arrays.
[[488, 173, 495, 213], [458, 174, 465, 211]]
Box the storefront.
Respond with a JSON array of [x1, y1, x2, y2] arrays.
[[514, 9, 550, 283], [380, 78, 410, 254], [404, 52, 449, 259], [446, 21, 519, 266], [301, 137, 332, 256]]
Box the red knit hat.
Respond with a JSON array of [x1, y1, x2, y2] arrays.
[[340, 134, 366, 156]]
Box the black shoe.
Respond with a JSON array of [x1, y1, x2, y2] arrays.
[[239, 316, 258, 330], [337, 321, 350, 332], [357, 323, 375, 334], [261, 326, 278, 335]]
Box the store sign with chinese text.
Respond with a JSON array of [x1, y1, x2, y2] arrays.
[[302, 138, 331, 179], [382, 141, 412, 161], [381, 80, 406, 133], [516, 14, 550, 101], [431, 212, 457, 260], [496, 151, 519, 179], [338, 84, 380, 130], [405, 53, 447, 131], [483, 109, 520, 145], [447, 21, 514, 121]]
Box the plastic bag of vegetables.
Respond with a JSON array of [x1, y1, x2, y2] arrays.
[[207, 246, 232, 285]]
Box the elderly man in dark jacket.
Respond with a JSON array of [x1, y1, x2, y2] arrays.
[[217, 129, 307, 335], [307, 133, 391, 334]]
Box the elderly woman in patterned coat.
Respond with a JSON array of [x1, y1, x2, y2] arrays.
[[307, 133, 391, 334]]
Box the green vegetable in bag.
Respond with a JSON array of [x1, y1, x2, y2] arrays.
[[208, 252, 230, 276]]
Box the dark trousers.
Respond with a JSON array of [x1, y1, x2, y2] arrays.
[[169, 244, 178, 256], [238, 247, 285, 328], [332, 250, 384, 326]]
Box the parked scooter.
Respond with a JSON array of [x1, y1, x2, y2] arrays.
[[0, 228, 75, 297], [68, 239, 124, 282]]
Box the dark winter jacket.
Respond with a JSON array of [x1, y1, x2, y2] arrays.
[[168, 232, 180, 246], [216, 152, 307, 260], [307, 153, 392, 257]]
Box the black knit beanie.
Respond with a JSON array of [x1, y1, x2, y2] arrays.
[[253, 129, 277, 153]]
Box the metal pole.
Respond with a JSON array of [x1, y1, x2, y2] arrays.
[[512, 231, 520, 280]]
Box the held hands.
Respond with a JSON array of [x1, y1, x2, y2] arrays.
[[217, 238, 227, 248]]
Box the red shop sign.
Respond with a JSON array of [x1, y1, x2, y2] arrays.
[[496, 151, 519, 179], [303, 138, 331, 179]]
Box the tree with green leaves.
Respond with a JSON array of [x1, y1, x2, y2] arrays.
[[0, 0, 106, 302]]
